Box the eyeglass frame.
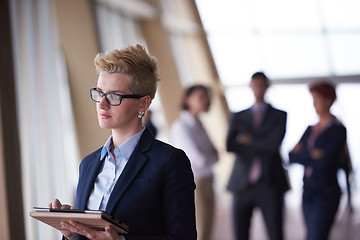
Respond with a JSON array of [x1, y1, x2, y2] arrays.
[[90, 88, 145, 106]]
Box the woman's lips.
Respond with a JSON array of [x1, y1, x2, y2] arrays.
[[100, 113, 111, 119]]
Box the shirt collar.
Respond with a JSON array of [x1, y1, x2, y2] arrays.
[[100, 128, 146, 161], [252, 102, 268, 113]]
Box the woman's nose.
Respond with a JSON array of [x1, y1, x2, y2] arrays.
[[99, 96, 110, 109]]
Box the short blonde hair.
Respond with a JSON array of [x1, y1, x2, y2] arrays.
[[94, 44, 160, 99]]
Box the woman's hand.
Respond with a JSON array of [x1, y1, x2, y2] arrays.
[[48, 198, 74, 210], [61, 221, 122, 240], [48, 199, 77, 240], [311, 148, 324, 160], [236, 133, 252, 146], [290, 142, 303, 153], [49, 199, 123, 240]]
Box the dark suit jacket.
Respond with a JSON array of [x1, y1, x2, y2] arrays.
[[226, 104, 289, 193], [74, 128, 197, 240], [289, 120, 347, 193]]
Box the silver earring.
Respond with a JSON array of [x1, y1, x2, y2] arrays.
[[138, 112, 145, 119]]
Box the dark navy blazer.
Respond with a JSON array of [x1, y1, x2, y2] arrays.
[[74, 128, 197, 240], [289, 119, 347, 240], [226, 104, 289, 193], [289, 120, 347, 193]]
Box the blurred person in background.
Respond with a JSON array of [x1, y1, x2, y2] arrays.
[[171, 84, 218, 240], [142, 109, 158, 137], [49, 44, 196, 240], [226, 72, 289, 240], [289, 81, 348, 240]]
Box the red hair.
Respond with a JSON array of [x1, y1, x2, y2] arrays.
[[309, 81, 336, 103]]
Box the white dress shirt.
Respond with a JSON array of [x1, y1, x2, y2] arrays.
[[171, 111, 218, 178], [87, 128, 145, 211]]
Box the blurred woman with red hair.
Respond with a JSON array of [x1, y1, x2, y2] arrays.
[[289, 81, 348, 240]]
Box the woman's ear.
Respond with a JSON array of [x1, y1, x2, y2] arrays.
[[139, 95, 152, 112]]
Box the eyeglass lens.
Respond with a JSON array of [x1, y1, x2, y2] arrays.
[[90, 89, 122, 106]]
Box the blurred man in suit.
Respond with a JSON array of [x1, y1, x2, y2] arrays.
[[226, 72, 289, 240]]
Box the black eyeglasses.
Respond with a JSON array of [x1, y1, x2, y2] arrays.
[[90, 88, 145, 106]]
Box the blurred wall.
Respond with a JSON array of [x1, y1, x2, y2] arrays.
[[54, 0, 109, 158]]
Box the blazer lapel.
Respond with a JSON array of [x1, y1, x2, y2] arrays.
[[77, 149, 103, 209], [243, 108, 254, 130], [105, 129, 154, 213]]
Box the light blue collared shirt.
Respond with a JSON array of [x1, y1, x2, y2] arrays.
[[87, 128, 145, 211]]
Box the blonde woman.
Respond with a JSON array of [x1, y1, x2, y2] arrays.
[[49, 45, 196, 240]]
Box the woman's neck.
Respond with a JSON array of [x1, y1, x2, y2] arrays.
[[318, 112, 333, 130], [188, 109, 200, 118], [111, 124, 143, 147]]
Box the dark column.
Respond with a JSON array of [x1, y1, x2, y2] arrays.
[[0, 0, 26, 239]]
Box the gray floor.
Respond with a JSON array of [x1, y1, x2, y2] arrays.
[[211, 190, 360, 240]]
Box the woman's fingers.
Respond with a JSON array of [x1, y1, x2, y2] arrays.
[[49, 198, 62, 209], [48, 199, 74, 210], [67, 221, 96, 239], [61, 221, 119, 240], [61, 204, 72, 210], [105, 226, 119, 238]]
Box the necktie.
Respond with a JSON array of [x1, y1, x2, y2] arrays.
[[249, 158, 261, 183], [249, 106, 263, 183], [253, 107, 263, 128]]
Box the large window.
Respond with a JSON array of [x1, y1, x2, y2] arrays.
[[196, 0, 360, 83], [195, 0, 360, 191], [10, 0, 79, 239]]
